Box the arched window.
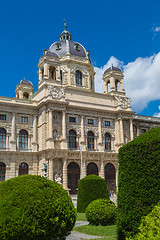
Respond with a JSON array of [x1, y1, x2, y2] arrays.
[[75, 70, 82, 86], [105, 133, 111, 151], [105, 163, 116, 193], [87, 162, 98, 176], [68, 130, 77, 149], [87, 131, 94, 150], [19, 130, 28, 149], [115, 80, 120, 91], [19, 162, 28, 175], [60, 70, 63, 84], [23, 92, 29, 99], [0, 162, 6, 181], [107, 81, 110, 92], [0, 128, 6, 149], [49, 66, 56, 80], [67, 162, 80, 194]]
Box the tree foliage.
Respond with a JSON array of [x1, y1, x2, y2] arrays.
[[77, 174, 109, 213], [0, 175, 76, 240], [117, 128, 160, 240], [86, 199, 117, 226]]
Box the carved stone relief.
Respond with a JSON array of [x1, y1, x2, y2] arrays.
[[47, 85, 65, 99], [114, 96, 131, 109]]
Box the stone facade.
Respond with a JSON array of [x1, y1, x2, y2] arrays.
[[0, 27, 160, 194]]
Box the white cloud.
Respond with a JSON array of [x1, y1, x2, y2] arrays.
[[94, 52, 160, 113], [153, 26, 160, 32]]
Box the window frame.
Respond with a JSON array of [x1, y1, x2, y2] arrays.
[[105, 133, 111, 151], [0, 128, 6, 149], [87, 131, 94, 150], [69, 117, 76, 123], [0, 114, 6, 121], [19, 130, 28, 150], [68, 130, 77, 150], [75, 70, 82, 86]]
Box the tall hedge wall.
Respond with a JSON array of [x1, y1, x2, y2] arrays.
[[117, 127, 160, 240], [77, 174, 109, 213]]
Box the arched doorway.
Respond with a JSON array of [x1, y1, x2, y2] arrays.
[[19, 162, 29, 175], [105, 163, 116, 194], [67, 162, 80, 194], [87, 162, 98, 176], [0, 162, 6, 181]]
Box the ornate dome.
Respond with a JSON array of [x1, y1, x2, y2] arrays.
[[46, 23, 88, 58], [20, 78, 33, 86], [104, 65, 122, 75]]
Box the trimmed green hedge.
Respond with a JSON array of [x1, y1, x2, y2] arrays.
[[127, 201, 160, 240], [0, 175, 76, 240], [117, 127, 160, 240], [85, 199, 117, 226], [77, 174, 109, 213]]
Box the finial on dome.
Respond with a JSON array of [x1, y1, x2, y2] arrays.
[[64, 19, 67, 30]]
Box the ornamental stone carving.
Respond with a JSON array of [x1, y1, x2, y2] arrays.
[[54, 173, 62, 184], [48, 85, 65, 99], [114, 96, 131, 109], [53, 129, 59, 140]]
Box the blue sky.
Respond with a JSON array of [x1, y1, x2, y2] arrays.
[[0, 0, 160, 116]]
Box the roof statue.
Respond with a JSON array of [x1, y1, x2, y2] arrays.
[[64, 19, 67, 30]]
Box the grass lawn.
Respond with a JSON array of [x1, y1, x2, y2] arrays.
[[75, 213, 117, 239], [74, 224, 117, 240]]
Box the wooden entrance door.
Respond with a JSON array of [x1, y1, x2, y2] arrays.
[[67, 162, 80, 194], [105, 163, 116, 194]]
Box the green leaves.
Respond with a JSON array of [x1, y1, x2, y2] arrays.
[[117, 128, 160, 240], [0, 175, 76, 240]]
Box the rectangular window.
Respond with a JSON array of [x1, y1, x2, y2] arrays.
[[105, 121, 111, 126], [0, 115, 6, 121], [141, 129, 146, 134], [88, 119, 94, 125], [69, 117, 76, 123], [21, 117, 28, 123]]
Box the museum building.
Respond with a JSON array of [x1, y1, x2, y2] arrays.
[[0, 25, 160, 194]]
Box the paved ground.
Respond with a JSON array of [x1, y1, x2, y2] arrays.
[[66, 221, 102, 240]]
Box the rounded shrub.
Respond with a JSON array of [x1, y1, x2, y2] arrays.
[[77, 174, 109, 213], [117, 127, 160, 240], [85, 199, 117, 226], [0, 175, 76, 240], [127, 202, 160, 240]]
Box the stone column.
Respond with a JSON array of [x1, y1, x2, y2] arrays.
[[48, 110, 53, 139], [82, 160, 86, 178], [11, 113, 16, 141], [6, 135, 9, 149], [112, 139, 114, 152], [98, 117, 103, 151], [110, 77, 115, 91], [119, 118, 124, 144], [48, 159, 53, 181], [47, 110, 54, 149], [32, 115, 38, 151], [130, 119, 134, 140], [39, 68, 42, 82], [44, 63, 49, 79], [100, 161, 105, 179], [28, 136, 31, 150], [62, 159, 68, 190], [10, 113, 17, 151], [137, 125, 140, 136], [62, 111, 66, 139], [80, 115, 86, 151], [61, 111, 67, 149]]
